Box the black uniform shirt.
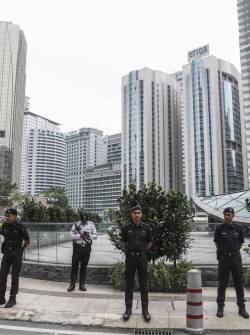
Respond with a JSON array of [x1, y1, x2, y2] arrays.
[[214, 223, 244, 253], [121, 222, 152, 252], [1, 221, 30, 249]]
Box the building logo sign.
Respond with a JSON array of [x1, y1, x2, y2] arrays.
[[188, 44, 209, 63]]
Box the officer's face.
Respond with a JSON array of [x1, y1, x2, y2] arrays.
[[5, 214, 16, 223], [131, 210, 142, 224], [224, 212, 234, 224]]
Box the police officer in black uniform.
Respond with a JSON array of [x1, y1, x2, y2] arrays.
[[214, 207, 249, 318], [121, 205, 152, 322], [0, 208, 30, 308]]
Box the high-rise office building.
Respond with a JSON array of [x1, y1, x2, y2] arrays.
[[106, 133, 121, 163], [83, 162, 121, 215], [183, 45, 247, 197], [83, 133, 121, 215], [66, 128, 106, 209], [0, 22, 27, 185], [20, 110, 66, 195], [122, 67, 183, 192], [237, 0, 250, 183]]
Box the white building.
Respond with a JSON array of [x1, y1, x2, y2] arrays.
[[0, 22, 27, 185], [83, 162, 121, 216], [183, 45, 248, 197], [20, 110, 66, 195], [121, 67, 183, 192], [106, 133, 121, 163], [237, 0, 250, 183], [66, 128, 106, 209]]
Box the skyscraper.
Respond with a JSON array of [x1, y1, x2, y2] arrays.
[[0, 22, 27, 185], [20, 110, 66, 195], [106, 133, 121, 163], [66, 128, 106, 209], [183, 45, 247, 197], [121, 68, 183, 192], [237, 0, 250, 183]]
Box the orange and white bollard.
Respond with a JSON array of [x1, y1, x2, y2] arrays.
[[184, 269, 205, 334]]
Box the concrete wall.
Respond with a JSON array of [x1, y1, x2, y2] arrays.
[[20, 261, 249, 288]]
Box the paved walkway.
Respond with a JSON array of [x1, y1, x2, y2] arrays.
[[0, 278, 250, 331]]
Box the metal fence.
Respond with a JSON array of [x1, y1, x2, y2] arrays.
[[23, 222, 124, 265]]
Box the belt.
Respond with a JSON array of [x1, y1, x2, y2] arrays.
[[6, 246, 22, 251], [127, 251, 145, 257], [221, 251, 240, 257]]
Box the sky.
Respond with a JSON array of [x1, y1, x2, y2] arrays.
[[1, 0, 241, 135]]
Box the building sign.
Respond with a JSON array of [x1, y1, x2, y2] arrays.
[[188, 44, 209, 63]]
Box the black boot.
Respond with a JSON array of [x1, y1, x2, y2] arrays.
[[0, 297, 6, 305], [79, 284, 87, 291], [67, 283, 75, 292], [239, 305, 249, 318], [123, 308, 132, 321], [216, 305, 224, 317], [5, 296, 16, 308], [142, 304, 151, 322]]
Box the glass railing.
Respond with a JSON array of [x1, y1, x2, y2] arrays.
[[22, 222, 124, 265]]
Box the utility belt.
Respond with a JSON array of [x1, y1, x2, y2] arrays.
[[220, 251, 240, 257], [73, 241, 91, 249], [2, 242, 23, 253], [127, 251, 145, 257]]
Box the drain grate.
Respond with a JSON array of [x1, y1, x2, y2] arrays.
[[134, 330, 172, 335]]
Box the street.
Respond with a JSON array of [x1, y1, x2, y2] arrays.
[[0, 322, 249, 335]]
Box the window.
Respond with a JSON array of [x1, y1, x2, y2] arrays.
[[0, 131, 5, 137]]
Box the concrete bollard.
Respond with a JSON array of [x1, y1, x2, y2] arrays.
[[184, 269, 205, 334]]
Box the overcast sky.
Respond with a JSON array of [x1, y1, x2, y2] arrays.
[[2, 0, 241, 135]]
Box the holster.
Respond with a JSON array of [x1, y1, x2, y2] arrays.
[[216, 250, 221, 260], [1, 242, 5, 254]]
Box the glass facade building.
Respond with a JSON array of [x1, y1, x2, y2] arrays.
[[122, 68, 183, 192], [0, 22, 27, 185], [183, 52, 247, 197], [237, 0, 250, 183]]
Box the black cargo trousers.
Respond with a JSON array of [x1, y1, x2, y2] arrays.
[[0, 248, 23, 298], [125, 253, 148, 311], [70, 243, 91, 286], [217, 252, 245, 307]]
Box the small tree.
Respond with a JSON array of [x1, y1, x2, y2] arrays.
[[108, 183, 194, 266], [20, 198, 48, 222], [47, 206, 67, 223], [154, 190, 194, 267]]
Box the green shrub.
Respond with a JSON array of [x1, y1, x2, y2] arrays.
[[108, 259, 193, 292], [244, 268, 250, 287]]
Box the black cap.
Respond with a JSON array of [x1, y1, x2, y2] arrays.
[[80, 212, 89, 221], [5, 208, 17, 216], [130, 204, 142, 213], [223, 207, 234, 214]]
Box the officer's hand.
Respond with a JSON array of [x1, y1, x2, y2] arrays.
[[80, 234, 86, 239]]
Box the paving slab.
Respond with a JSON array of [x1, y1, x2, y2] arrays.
[[0, 277, 250, 331]]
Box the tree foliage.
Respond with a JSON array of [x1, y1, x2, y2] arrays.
[[108, 183, 195, 266], [20, 198, 48, 222], [0, 181, 17, 208], [40, 187, 68, 208]]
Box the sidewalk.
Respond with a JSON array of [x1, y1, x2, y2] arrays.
[[1, 277, 250, 331]]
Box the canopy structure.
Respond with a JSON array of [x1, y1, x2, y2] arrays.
[[193, 190, 250, 224]]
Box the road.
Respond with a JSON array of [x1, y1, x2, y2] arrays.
[[0, 321, 248, 334]]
